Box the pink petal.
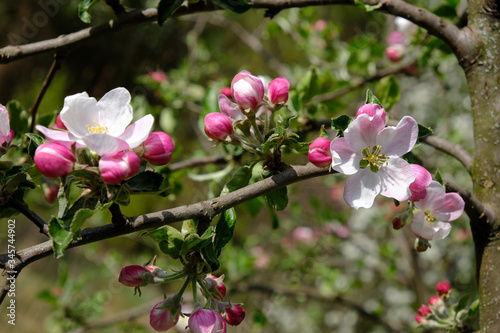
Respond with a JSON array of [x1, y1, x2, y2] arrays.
[[118, 114, 154, 149], [330, 137, 361, 175], [218, 94, 245, 121], [377, 116, 418, 157], [411, 212, 451, 240], [343, 169, 381, 209], [36, 125, 77, 149], [378, 158, 415, 202], [432, 192, 465, 222], [0, 104, 10, 138], [344, 114, 386, 152]]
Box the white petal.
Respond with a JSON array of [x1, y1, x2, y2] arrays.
[[118, 115, 154, 149], [411, 213, 451, 241], [36, 125, 76, 149], [378, 158, 415, 202], [82, 133, 129, 156], [344, 114, 385, 152], [60, 92, 99, 139], [343, 169, 381, 209], [377, 116, 418, 157], [0, 104, 9, 137], [330, 137, 361, 175], [415, 181, 445, 210], [97, 87, 133, 136]]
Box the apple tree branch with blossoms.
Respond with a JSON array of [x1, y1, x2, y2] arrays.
[[0, 0, 498, 332]]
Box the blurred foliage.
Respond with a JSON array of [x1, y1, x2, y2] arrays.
[[0, 1, 476, 332]]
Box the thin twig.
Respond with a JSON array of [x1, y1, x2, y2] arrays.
[[29, 53, 64, 133], [419, 135, 473, 172], [8, 200, 49, 236], [168, 156, 228, 172]]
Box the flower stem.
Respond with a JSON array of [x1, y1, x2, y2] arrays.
[[248, 115, 264, 143]]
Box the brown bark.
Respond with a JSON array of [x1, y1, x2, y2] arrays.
[[465, 0, 500, 330]]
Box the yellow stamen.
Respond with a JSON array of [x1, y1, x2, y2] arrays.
[[359, 145, 389, 172], [424, 211, 436, 227], [86, 121, 109, 134]]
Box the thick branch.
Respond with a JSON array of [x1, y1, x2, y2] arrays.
[[0, 163, 332, 278], [1, 0, 475, 65]]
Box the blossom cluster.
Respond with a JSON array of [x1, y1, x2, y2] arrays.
[[118, 262, 245, 332], [385, 17, 415, 63], [34, 88, 174, 186], [308, 103, 465, 247], [204, 70, 290, 144]]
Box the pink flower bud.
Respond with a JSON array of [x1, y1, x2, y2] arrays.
[[292, 226, 316, 242], [415, 237, 430, 252], [392, 214, 406, 230], [204, 275, 227, 300], [142, 132, 175, 166], [225, 304, 245, 326], [150, 297, 180, 331], [387, 31, 405, 45], [204, 113, 233, 142], [99, 151, 141, 185], [34, 143, 75, 178], [415, 314, 424, 324], [436, 281, 451, 296], [220, 86, 233, 99], [386, 45, 404, 62], [218, 95, 244, 121], [43, 182, 60, 204], [356, 104, 386, 123], [231, 70, 265, 110], [268, 77, 290, 105], [54, 115, 68, 130], [408, 164, 432, 202], [308, 137, 332, 168], [118, 265, 154, 287], [314, 19, 327, 32], [188, 309, 226, 333], [148, 71, 167, 83], [428, 296, 442, 306], [418, 305, 432, 317]]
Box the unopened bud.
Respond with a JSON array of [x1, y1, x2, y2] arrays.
[[415, 237, 431, 252], [204, 113, 233, 142], [225, 304, 245, 326], [34, 142, 75, 178]]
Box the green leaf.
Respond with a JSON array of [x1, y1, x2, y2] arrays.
[[467, 299, 479, 319], [227, 166, 253, 192], [331, 115, 352, 137], [365, 89, 382, 106], [418, 124, 433, 138], [454, 294, 470, 313], [297, 68, 320, 104], [214, 208, 236, 256], [435, 169, 444, 186], [126, 171, 169, 195], [283, 135, 311, 154], [157, 0, 185, 26], [25, 133, 45, 159], [7, 100, 29, 134], [433, 5, 456, 18], [3, 172, 35, 194], [200, 242, 220, 272], [142, 226, 184, 259], [376, 76, 400, 111], [49, 217, 73, 258], [353, 0, 382, 12], [213, 0, 252, 13], [265, 186, 288, 211], [180, 227, 214, 255], [78, 0, 100, 24]]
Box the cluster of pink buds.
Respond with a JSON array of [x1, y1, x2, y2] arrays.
[[119, 257, 245, 332], [204, 70, 290, 145], [33, 88, 175, 186], [385, 17, 415, 62]]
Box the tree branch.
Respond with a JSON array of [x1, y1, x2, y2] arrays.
[[0, 0, 475, 66], [0, 163, 333, 304], [29, 53, 64, 133], [8, 200, 49, 236], [419, 135, 473, 172]]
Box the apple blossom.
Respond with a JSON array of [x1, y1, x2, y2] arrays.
[[0, 104, 14, 146], [99, 151, 141, 185], [436, 281, 451, 296], [410, 181, 465, 241], [355, 103, 386, 123], [386, 45, 405, 62], [36, 87, 154, 156], [418, 305, 432, 317], [142, 132, 175, 166], [428, 296, 442, 306], [218, 95, 245, 121], [204, 113, 233, 142], [308, 137, 332, 168], [188, 309, 226, 333], [330, 109, 418, 209], [231, 70, 265, 110], [224, 304, 245, 326], [408, 164, 432, 202], [34, 143, 75, 178], [150, 297, 181, 331], [268, 76, 290, 105], [118, 265, 154, 287], [387, 31, 405, 45]]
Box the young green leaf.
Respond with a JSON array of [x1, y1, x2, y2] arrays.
[[376, 76, 400, 111], [78, 0, 101, 24], [265, 186, 288, 211], [126, 171, 169, 195], [214, 208, 236, 257], [331, 115, 352, 137], [158, 0, 185, 26], [226, 166, 253, 192], [25, 133, 45, 159], [418, 124, 433, 138], [141, 226, 184, 259], [365, 89, 382, 106]]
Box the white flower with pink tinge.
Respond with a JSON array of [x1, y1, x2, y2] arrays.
[[330, 105, 418, 209], [36, 87, 154, 156], [411, 181, 465, 241]]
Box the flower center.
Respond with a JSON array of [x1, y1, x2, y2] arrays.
[[86, 121, 109, 134], [424, 211, 436, 226], [359, 145, 389, 172]]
